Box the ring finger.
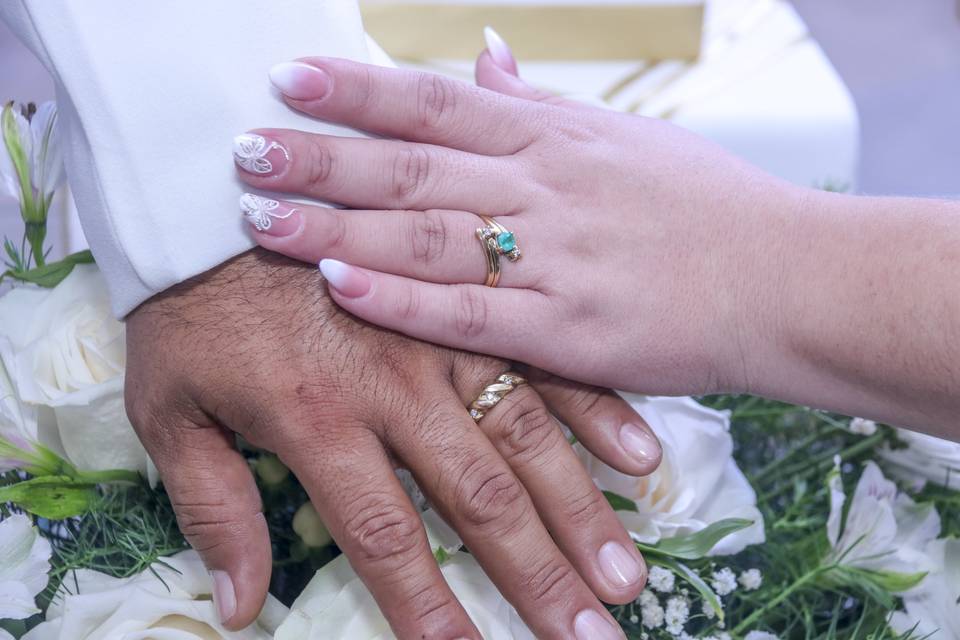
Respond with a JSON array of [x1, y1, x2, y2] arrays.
[[233, 129, 530, 214], [240, 198, 539, 289]]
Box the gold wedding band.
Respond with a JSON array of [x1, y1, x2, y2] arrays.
[[468, 372, 527, 422], [476, 215, 521, 288]]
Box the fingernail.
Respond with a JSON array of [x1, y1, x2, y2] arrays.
[[319, 259, 371, 298], [618, 423, 662, 466], [483, 26, 518, 75], [597, 541, 644, 588], [269, 61, 332, 101], [574, 609, 624, 640], [233, 133, 289, 176], [210, 570, 237, 624], [240, 193, 301, 236]]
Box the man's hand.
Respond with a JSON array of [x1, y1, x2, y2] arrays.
[[125, 249, 661, 639]]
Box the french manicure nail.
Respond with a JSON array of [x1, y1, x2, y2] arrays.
[[574, 609, 624, 640], [269, 61, 332, 100], [618, 423, 662, 466], [209, 570, 237, 624], [233, 133, 289, 175], [319, 259, 371, 298], [597, 541, 644, 588], [483, 26, 518, 75], [240, 193, 301, 236]]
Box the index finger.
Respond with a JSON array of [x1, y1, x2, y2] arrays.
[[267, 57, 549, 155]]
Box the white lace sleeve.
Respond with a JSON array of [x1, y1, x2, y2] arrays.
[[0, 0, 373, 317]]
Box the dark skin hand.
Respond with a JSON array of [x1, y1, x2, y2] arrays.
[[124, 249, 662, 639]]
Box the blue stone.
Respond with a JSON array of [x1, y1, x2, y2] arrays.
[[497, 232, 516, 253]]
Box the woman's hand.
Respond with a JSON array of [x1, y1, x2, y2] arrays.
[[233, 49, 800, 398]]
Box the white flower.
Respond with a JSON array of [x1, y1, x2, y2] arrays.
[[22, 550, 286, 639], [0, 264, 154, 479], [0, 514, 51, 620], [826, 461, 940, 579], [275, 510, 534, 639], [0, 102, 65, 205], [639, 597, 664, 629], [848, 417, 877, 436], [889, 538, 960, 638], [744, 632, 779, 640], [738, 568, 763, 591], [292, 503, 333, 548], [663, 596, 689, 635], [880, 428, 960, 491], [578, 395, 765, 555], [647, 566, 675, 592], [710, 567, 737, 596]]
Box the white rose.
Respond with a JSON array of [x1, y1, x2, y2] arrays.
[[578, 395, 765, 556], [0, 514, 51, 620], [826, 461, 940, 578], [276, 509, 533, 639], [0, 264, 153, 477], [23, 550, 287, 640], [879, 428, 960, 492], [889, 538, 960, 638]]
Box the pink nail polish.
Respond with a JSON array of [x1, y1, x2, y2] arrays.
[[269, 61, 332, 101], [319, 259, 371, 298], [233, 133, 289, 176], [618, 423, 662, 466], [210, 570, 237, 624], [483, 26, 518, 76], [597, 541, 644, 588], [239, 194, 301, 236], [574, 609, 624, 640]]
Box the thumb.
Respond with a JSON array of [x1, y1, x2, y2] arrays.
[[142, 415, 272, 631], [476, 27, 576, 108]]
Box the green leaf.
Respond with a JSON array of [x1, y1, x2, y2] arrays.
[[648, 555, 724, 622], [2, 249, 94, 288], [636, 518, 754, 560], [0, 475, 97, 519], [434, 546, 451, 565], [836, 566, 928, 597], [602, 490, 638, 512]]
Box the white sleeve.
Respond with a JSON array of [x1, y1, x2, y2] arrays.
[[1, 0, 377, 317]]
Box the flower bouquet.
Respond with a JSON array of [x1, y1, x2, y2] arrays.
[[2, 102, 959, 640]]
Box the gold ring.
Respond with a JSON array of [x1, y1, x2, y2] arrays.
[[476, 215, 521, 288], [468, 372, 527, 422]]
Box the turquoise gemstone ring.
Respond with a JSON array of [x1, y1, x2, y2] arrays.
[[476, 215, 521, 287]]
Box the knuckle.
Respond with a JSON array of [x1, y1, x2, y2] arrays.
[[391, 146, 432, 205], [453, 285, 489, 339], [522, 560, 579, 604], [351, 64, 377, 113], [416, 74, 459, 131], [343, 494, 423, 565], [174, 500, 256, 551], [562, 384, 608, 418], [455, 456, 528, 530], [563, 488, 607, 528], [495, 398, 559, 462], [393, 282, 422, 321], [305, 137, 336, 191], [408, 211, 448, 267]]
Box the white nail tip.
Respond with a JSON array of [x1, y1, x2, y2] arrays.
[[233, 133, 287, 174], [239, 193, 293, 232]]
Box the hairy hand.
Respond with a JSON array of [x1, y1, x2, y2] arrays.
[[125, 249, 661, 639]]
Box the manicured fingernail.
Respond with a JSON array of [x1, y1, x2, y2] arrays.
[[233, 133, 289, 176], [269, 61, 332, 101], [618, 423, 662, 466], [597, 541, 644, 588], [483, 26, 518, 75], [240, 193, 301, 236], [574, 609, 624, 640], [319, 259, 371, 298], [210, 570, 237, 624]]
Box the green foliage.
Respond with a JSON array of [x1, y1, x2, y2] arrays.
[[603, 489, 639, 512], [637, 518, 755, 560], [1, 249, 94, 288], [0, 476, 97, 519]]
